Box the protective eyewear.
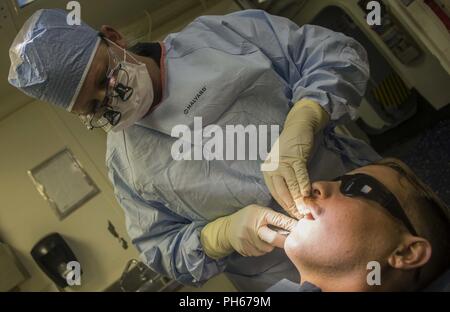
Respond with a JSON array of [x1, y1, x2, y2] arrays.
[[333, 173, 417, 236], [80, 39, 134, 130]]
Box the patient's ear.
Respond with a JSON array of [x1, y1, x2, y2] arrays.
[[100, 25, 128, 49], [388, 236, 432, 270]]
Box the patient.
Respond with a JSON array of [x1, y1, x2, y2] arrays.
[[279, 158, 450, 292]]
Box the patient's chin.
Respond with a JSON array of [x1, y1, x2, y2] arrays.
[[284, 232, 303, 262], [284, 223, 331, 268]]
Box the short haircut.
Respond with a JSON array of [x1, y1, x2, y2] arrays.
[[373, 158, 450, 287]]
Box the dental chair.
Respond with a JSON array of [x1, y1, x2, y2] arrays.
[[424, 269, 450, 292]]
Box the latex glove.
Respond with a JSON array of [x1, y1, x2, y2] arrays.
[[262, 99, 329, 219], [200, 205, 298, 259]]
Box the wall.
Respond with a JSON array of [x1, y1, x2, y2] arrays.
[[0, 102, 140, 291]]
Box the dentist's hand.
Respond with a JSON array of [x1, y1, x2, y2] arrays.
[[262, 99, 329, 219], [200, 205, 297, 259]]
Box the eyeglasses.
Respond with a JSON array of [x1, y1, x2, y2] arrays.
[[333, 173, 418, 236], [79, 39, 134, 130]]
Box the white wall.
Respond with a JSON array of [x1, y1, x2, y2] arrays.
[[0, 102, 140, 291]]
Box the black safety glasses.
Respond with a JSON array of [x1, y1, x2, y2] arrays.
[[333, 173, 417, 236]]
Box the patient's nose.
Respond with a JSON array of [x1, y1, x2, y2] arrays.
[[311, 181, 334, 199]]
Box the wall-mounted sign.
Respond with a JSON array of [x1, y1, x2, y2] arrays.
[[28, 148, 99, 220]]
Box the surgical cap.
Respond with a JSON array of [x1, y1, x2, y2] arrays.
[[8, 9, 101, 111]]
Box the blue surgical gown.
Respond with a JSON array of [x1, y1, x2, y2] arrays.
[[106, 10, 381, 291]]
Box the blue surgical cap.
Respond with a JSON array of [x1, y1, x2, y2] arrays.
[[8, 9, 101, 111]]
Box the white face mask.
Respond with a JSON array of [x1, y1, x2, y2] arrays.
[[106, 39, 154, 132]]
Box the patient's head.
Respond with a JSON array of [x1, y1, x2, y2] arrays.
[[285, 158, 450, 291]]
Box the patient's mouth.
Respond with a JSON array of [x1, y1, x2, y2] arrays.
[[304, 212, 315, 220], [298, 197, 321, 221], [298, 206, 316, 221]]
